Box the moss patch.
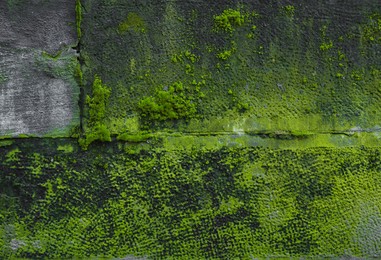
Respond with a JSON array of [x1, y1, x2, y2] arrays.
[[118, 12, 146, 34], [138, 81, 197, 122], [2, 141, 381, 258], [79, 75, 111, 149]]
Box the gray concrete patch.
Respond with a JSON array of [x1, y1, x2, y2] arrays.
[[0, 0, 79, 136]]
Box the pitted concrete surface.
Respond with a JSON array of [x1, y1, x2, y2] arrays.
[[0, 0, 79, 136]]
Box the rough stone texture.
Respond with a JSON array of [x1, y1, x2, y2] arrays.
[[80, 0, 381, 136], [2, 1, 381, 259], [0, 0, 79, 136]]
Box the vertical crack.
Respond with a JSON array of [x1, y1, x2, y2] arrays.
[[75, 0, 84, 133]]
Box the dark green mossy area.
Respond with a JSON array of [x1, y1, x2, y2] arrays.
[[1, 140, 381, 258], [80, 0, 381, 136], [79, 75, 112, 149], [3, 0, 381, 259]]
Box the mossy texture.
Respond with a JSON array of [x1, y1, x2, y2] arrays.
[[2, 1, 381, 259], [80, 0, 381, 135], [1, 140, 381, 258], [138, 82, 197, 122], [79, 75, 112, 149]]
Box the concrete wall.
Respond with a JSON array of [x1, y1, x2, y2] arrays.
[[0, 0, 79, 136]]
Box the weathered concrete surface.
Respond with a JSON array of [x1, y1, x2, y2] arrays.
[[81, 0, 381, 136], [0, 0, 79, 136]]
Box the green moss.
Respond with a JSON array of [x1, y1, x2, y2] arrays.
[[320, 40, 333, 51], [57, 144, 74, 153], [80, 76, 111, 149], [319, 25, 334, 52], [86, 76, 111, 124], [283, 5, 295, 18], [79, 124, 111, 149], [118, 13, 146, 34], [78, 1, 381, 136], [4, 2, 381, 258], [5, 148, 21, 163], [75, 0, 82, 39], [236, 101, 249, 112], [362, 13, 381, 44], [184, 50, 198, 63], [0, 140, 13, 147], [17, 134, 30, 139], [214, 8, 246, 33], [116, 132, 153, 142], [172, 50, 198, 64], [3, 141, 381, 258], [138, 82, 197, 121], [0, 135, 13, 140], [171, 53, 183, 63], [217, 49, 234, 60]]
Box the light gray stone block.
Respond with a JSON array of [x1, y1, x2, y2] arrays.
[[0, 0, 79, 136]]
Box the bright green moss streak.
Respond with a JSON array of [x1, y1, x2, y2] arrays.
[[87, 76, 110, 124], [116, 132, 153, 142], [138, 82, 197, 121], [214, 8, 246, 33], [79, 76, 111, 149], [75, 0, 82, 39], [57, 144, 74, 153], [75, 62, 83, 85]]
